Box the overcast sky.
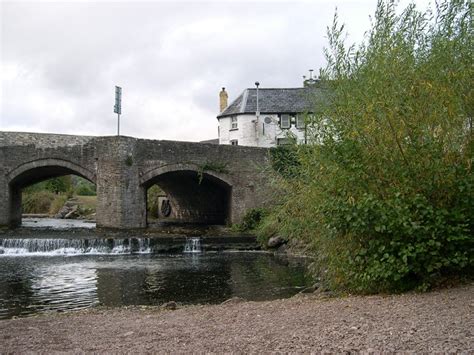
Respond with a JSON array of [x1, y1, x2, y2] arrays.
[[1, 0, 431, 142]]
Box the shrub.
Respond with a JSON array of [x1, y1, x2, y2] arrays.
[[73, 176, 96, 196], [22, 191, 55, 214], [147, 185, 163, 219], [261, 0, 473, 292], [49, 195, 68, 215], [76, 184, 96, 196], [235, 208, 268, 232]]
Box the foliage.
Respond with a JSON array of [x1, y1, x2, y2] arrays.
[[269, 146, 301, 179], [48, 195, 68, 215], [234, 208, 268, 232], [22, 191, 56, 214], [75, 196, 97, 217], [24, 176, 73, 195], [259, 0, 473, 292], [125, 155, 133, 166], [147, 184, 164, 219], [22, 175, 97, 214], [75, 178, 96, 196], [197, 161, 229, 184], [22, 191, 67, 215]]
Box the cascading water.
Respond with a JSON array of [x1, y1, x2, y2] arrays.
[[0, 238, 151, 256], [183, 237, 202, 253]]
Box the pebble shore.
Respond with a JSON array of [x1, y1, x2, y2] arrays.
[[1, 283, 472, 353]]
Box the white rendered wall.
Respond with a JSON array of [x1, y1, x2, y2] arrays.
[[218, 114, 306, 147]]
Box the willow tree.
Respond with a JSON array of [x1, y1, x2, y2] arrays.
[[263, 0, 473, 292]]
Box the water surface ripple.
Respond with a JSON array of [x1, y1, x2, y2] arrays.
[[0, 253, 311, 319]]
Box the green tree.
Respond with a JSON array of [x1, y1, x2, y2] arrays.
[[44, 176, 72, 194], [260, 0, 473, 292], [23, 176, 73, 194]]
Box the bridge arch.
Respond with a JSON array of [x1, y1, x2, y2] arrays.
[[141, 163, 232, 225], [7, 158, 96, 186], [6, 158, 96, 227]]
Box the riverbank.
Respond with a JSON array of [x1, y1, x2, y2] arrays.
[[1, 283, 472, 353]]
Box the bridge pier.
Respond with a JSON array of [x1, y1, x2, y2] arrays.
[[95, 137, 147, 229]]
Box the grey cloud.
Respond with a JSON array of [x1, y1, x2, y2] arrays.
[[3, 0, 425, 141]]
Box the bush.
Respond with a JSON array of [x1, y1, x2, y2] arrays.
[[76, 184, 95, 196], [147, 185, 164, 219], [260, 0, 473, 292], [22, 191, 56, 214], [22, 191, 68, 215], [74, 177, 96, 196], [235, 208, 268, 232], [49, 195, 68, 215]]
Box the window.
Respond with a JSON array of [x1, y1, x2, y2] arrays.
[[230, 140, 238, 146], [280, 114, 291, 129], [231, 117, 238, 130], [296, 114, 305, 129], [277, 138, 291, 146]]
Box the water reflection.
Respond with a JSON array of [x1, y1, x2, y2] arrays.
[[0, 253, 310, 319]]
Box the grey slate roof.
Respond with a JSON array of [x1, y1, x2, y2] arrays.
[[217, 87, 322, 118]]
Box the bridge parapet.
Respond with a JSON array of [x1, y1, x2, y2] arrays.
[[0, 131, 95, 148]]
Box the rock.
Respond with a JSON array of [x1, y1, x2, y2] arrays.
[[160, 301, 177, 310], [267, 236, 285, 248], [221, 297, 246, 305], [299, 283, 321, 294], [64, 205, 78, 219], [54, 205, 70, 219], [276, 243, 288, 254]]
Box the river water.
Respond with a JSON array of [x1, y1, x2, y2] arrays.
[[0, 248, 311, 320]]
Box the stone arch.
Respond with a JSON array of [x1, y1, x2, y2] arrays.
[[140, 163, 232, 188], [6, 158, 96, 227], [140, 163, 233, 225], [7, 158, 96, 186]]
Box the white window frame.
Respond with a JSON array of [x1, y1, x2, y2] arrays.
[[296, 114, 305, 129], [280, 114, 291, 129], [230, 139, 238, 146], [231, 116, 238, 130]]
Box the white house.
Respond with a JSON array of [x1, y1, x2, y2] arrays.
[[217, 78, 323, 147]]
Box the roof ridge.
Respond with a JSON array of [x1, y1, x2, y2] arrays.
[[240, 89, 249, 112], [245, 87, 305, 90]]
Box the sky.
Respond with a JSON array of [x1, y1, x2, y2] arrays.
[[1, 0, 432, 142]]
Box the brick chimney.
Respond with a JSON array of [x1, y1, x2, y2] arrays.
[[219, 87, 228, 113]]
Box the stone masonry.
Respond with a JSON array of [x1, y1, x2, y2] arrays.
[[0, 132, 272, 228]]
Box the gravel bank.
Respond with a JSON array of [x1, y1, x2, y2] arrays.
[[1, 284, 472, 353]]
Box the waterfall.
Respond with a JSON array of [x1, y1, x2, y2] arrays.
[[183, 237, 202, 253], [0, 238, 151, 256]]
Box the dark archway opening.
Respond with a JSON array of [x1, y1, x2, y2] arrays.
[[9, 166, 97, 228], [144, 170, 231, 226]]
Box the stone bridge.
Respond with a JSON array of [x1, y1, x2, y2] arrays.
[[0, 132, 272, 229]]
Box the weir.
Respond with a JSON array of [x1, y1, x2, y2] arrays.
[[183, 237, 202, 253], [0, 238, 152, 255], [0, 236, 260, 255]]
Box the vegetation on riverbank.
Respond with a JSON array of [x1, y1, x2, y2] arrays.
[[22, 176, 96, 216], [257, 0, 473, 293]]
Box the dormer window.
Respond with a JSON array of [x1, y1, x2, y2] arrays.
[[231, 116, 238, 130], [280, 114, 291, 129]]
